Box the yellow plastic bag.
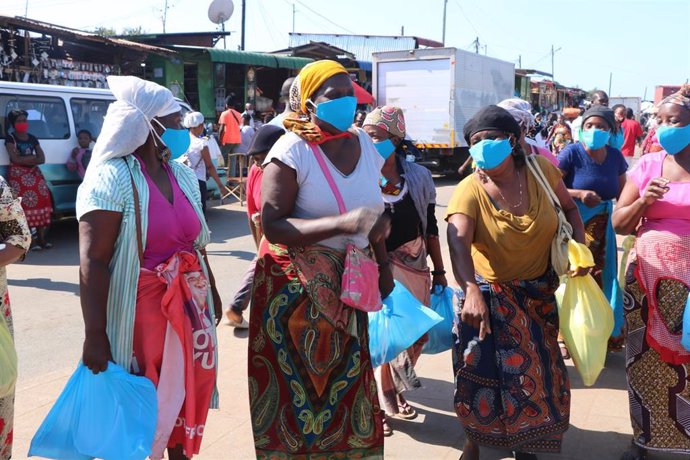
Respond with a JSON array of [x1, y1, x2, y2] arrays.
[[0, 312, 17, 398], [558, 240, 614, 386]]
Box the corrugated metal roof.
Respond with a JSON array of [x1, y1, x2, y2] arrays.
[[207, 49, 312, 69], [0, 15, 175, 56], [289, 33, 427, 61]]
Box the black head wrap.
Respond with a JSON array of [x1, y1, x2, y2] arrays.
[[463, 105, 522, 145], [581, 105, 616, 132]]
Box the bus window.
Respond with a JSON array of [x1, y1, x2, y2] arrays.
[[70, 98, 113, 139], [0, 94, 69, 139]]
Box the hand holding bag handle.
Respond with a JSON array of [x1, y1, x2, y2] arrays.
[[308, 143, 382, 312], [525, 155, 573, 276]]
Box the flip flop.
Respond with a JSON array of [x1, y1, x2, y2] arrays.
[[382, 417, 393, 436], [557, 340, 571, 360], [227, 317, 249, 329], [395, 402, 418, 420]]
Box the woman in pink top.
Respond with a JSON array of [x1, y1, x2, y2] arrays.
[[612, 84, 690, 458], [66, 129, 93, 178]]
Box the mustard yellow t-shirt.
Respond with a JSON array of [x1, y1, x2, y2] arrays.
[[446, 155, 561, 282]]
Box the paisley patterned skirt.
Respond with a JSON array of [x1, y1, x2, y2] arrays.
[[452, 269, 570, 453], [248, 240, 383, 459]]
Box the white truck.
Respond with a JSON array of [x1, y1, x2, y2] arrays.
[[372, 47, 515, 174], [609, 96, 642, 118]]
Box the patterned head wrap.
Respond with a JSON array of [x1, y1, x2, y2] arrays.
[[282, 60, 352, 144], [497, 98, 535, 131], [659, 84, 690, 112], [362, 106, 406, 139]]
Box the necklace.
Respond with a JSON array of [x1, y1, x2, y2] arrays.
[[492, 169, 523, 209]]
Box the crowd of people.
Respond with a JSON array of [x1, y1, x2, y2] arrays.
[[1, 59, 690, 460]]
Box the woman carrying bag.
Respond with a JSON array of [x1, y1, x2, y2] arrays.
[[446, 105, 586, 460]]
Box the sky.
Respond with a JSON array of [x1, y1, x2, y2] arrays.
[[2, 0, 689, 100]]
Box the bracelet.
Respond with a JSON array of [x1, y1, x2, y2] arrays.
[[431, 270, 446, 276]]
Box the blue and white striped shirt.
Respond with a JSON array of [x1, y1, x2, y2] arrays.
[[76, 155, 218, 407]]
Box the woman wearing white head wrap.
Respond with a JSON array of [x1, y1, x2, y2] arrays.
[[498, 97, 560, 167], [76, 76, 221, 460], [178, 111, 226, 216]]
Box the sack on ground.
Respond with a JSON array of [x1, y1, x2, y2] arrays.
[[368, 280, 442, 367], [0, 313, 17, 398], [558, 240, 613, 386], [422, 285, 455, 354], [29, 362, 157, 460]]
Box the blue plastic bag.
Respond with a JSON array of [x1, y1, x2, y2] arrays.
[[422, 286, 456, 354], [368, 280, 443, 367], [29, 362, 157, 460], [681, 293, 690, 351]]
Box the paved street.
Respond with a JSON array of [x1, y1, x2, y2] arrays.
[[7, 177, 678, 459]]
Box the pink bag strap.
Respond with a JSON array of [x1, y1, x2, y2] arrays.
[[309, 143, 347, 214]]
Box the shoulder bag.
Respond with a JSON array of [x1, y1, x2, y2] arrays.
[[308, 143, 382, 312], [525, 155, 572, 276]]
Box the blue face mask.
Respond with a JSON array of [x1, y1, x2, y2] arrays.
[[469, 139, 513, 170], [374, 139, 396, 160], [608, 129, 624, 150], [153, 119, 190, 160], [579, 128, 610, 150], [309, 96, 358, 132], [656, 124, 690, 155]]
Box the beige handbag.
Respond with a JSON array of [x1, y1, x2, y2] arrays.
[[525, 155, 572, 276]]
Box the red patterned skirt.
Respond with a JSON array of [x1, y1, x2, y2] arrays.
[[248, 240, 383, 459], [8, 165, 52, 228]]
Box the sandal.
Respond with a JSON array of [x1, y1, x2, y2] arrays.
[[558, 339, 571, 360], [30, 244, 43, 251], [395, 401, 418, 420], [382, 416, 393, 437], [608, 335, 624, 352], [42, 242, 53, 249]]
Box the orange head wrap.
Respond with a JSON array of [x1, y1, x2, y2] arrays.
[[296, 60, 349, 114]]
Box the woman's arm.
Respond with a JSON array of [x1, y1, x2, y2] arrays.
[[34, 143, 46, 165], [617, 173, 627, 199], [6, 141, 39, 166], [201, 146, 225, 192], [447, 213, 491, 339], [612, 176, 668, 235], [554, 178, 585, 245], [261, 160, 377, 246], [425, 202, 447, 287], [79, 210, 121, 374], [200, 249, 223, 326]]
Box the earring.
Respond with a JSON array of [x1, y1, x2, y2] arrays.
[[157, 146, 171, 163]]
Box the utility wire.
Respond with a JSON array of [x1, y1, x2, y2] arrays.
[[293, 0, 354, 34]]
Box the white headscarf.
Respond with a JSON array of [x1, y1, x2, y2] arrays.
[[497, 98, 535, 132], [91, 76, 180, 165], [183, 111, 205, 129]]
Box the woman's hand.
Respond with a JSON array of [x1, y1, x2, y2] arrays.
[[340, 207, 385, 236], [379, 264, 394, 299], [212, 285, 223, 327], [460, 285, 492, 340], [432, 272, 448, 288], [368, 214, 391, 245], [641, 177, 670, 206], [82, 331, 112, 374], [569, 265, 591, 277], [580, 190, 602, 208]]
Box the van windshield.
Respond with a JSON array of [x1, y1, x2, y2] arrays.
[[0, 95, 69, 140], [70, 98, 113, 140]]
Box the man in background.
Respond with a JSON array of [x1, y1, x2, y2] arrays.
[[217, 96, 242, 166], [621, 107, 643, 160]]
